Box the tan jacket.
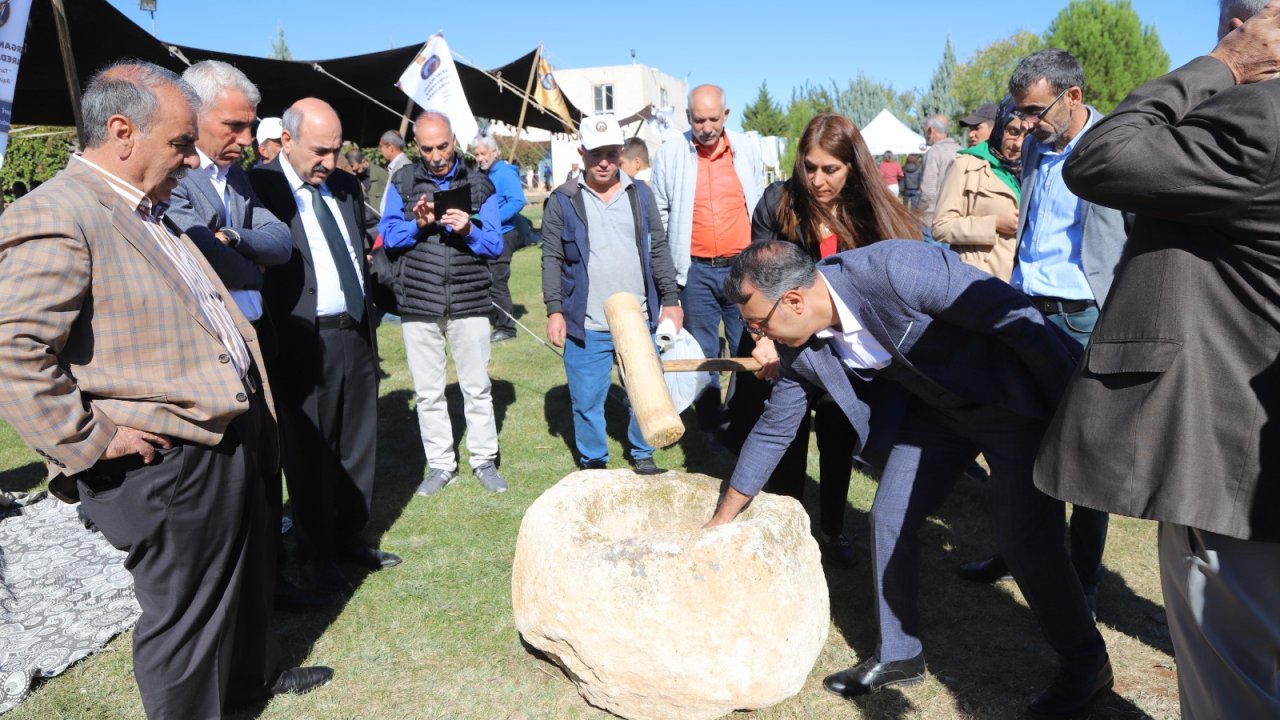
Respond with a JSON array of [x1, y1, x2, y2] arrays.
[[0, 161, 275, 480], [931, 153, 1019, 282]]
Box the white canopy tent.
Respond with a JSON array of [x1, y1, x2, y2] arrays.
[[860, 109, 928, 156]]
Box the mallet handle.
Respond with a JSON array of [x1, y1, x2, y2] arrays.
[[661, 358, 762, 373]]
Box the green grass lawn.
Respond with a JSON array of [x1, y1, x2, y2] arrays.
[[1, 241, 1179, 719]]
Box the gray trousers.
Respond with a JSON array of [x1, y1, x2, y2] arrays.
[[1159, 522, 1280, 719]]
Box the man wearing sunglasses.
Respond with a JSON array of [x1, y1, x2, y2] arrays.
[[706, 239, 1110, 714], [954, 50, 1129, 614]]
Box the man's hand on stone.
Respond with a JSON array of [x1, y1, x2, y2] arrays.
[[1211, 0, 1280, 84], [102, 426, 173, 464], [703, 486, 751, 528]]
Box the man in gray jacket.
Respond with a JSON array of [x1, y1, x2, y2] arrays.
[[1040, 2, 1280, 715], [917, 113, 959, 239]]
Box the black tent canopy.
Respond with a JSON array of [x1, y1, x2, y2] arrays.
[[16, 0, 583, 145]]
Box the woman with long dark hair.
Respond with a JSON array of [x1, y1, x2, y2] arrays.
[[727, 113, 920, 566]]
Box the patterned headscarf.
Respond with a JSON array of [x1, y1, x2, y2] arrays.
[[989, 95, 1023, 178]]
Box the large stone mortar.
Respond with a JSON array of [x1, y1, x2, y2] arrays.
[[512, 470, 830, 720]]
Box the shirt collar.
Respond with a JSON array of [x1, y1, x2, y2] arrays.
[[196, 147, 231, 182], [279, 153, 327, 197], [72, 153, 163, 217], [816, 270, 867, 337], [578, 168, 633, 196], [695, 132, 732, 160]]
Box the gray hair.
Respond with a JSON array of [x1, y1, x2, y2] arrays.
[[379, 130, 404, 149], [472, 132, 498, 151], [414, 110, 452, 134], [1220, 0, 1266, 37], [281, 105, 304, 139], [1009, 49, 1085, 97], [81, 60, 199, 149], [181, 60, 261, 115], [924, 114, 950, 135], [724, 241, 818, 305]]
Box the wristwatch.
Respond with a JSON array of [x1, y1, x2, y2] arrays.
[[219, 227, 241, 248]]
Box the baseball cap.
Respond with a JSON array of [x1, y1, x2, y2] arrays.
[[579, 115, 624, 150], [959, 103, 998, 127], [256, 117, 283, 145]]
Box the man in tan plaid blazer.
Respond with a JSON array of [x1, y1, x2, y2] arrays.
[[0, 62, 331, 718]]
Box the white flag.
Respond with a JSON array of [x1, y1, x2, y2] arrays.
[[395, 33, 478, 149], [0, 0, 35, 170]]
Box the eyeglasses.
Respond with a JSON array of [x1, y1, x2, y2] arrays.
[[1013, 86, 1071, 121], [744, 293, 790, 339]]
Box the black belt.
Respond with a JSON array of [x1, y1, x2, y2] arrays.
[[691, 255, 737, 267], [316, 312, 362, 329], [1026, 296, 1096, 315]]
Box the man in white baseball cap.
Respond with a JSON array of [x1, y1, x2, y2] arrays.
[[540, 115, 684, 473], [255, 117, 283, 165]]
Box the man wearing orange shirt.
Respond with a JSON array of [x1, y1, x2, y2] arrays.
[[651, 84, 765, 440]]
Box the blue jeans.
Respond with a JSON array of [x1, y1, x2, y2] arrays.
[[1043, 303, 1107, 594], [563, 329, 652, 466], [679, 261, 743, 432]]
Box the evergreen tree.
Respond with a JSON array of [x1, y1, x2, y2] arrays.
[[780, 84, 835, 175], [740, 82, 788, 137], [954, 31, 1045, 112], [835, 73, 914, 129], [1045, 0, 1169, 113], [917, 35, 963, 135], [270, 26, 293, 61]]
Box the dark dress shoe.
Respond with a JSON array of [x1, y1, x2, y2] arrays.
[[819, 534, 857, 569], [271, 666, 334, 696], [957, 554, 1012, 583], [274, 578, 332, 612], [301, 559, 351, 593], [339, 543, 403, 570], [1029, 658, 1113, 715], [823, 654, 926, 697]]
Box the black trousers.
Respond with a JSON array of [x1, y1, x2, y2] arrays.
[[489, 227, 521, 334], [278, 317, 378, 561], [77, 383, 277, 719]]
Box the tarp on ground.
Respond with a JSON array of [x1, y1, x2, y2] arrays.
[[14, 0, 584, 146], [860, 109, 928, 157]]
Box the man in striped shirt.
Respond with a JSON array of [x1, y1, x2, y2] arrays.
[[0, 61, 330, 718]]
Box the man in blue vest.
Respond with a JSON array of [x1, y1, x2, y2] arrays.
[[540, 115, 683, 473], [379, 111, 508, 496]]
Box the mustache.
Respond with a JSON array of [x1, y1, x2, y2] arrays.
[[168, 166, 189, 180]]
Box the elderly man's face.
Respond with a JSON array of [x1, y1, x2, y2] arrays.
[[1014, 79, 1077, 146], [688, 91, 728, 148], [197, 88, 256, 167], [258, 138, 281, 164], [135, 82, 200, 202], [416, 117, 456, 177], [473, 142, 498, 171], [282, 113, 343, 186]]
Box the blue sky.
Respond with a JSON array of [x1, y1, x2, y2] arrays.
[[105, 0, 1212, 131]]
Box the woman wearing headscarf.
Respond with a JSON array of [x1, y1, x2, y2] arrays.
[[931, 97, 1025, 282]]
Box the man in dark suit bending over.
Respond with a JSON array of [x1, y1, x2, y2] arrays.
[[706, 240, 1109, 715]]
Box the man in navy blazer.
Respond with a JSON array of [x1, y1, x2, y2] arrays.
[[707, 240, 1109, 715]]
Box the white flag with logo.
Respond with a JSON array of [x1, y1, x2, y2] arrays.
[[0, 0, 34, 170], [395, 33, 478, 147]]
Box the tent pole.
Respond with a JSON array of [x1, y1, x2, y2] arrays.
[[398, 97, 415, 139], [506, 44, 541, 164], [50, 0, 84, 144]]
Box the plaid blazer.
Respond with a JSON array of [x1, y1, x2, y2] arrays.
[[0, 160, 275, 480]]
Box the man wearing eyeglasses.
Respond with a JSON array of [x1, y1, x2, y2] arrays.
[[706, 239, 1110, 714], [954, 49, 1128, 612]]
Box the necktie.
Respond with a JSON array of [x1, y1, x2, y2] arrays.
[[302, 183, 364, 322]]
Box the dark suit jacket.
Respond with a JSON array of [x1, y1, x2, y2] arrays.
[[248, 158, 374, 401], [730, 240, 1080, 496], [166, 162, 291, 290], [1017, 106, 1129, 306], [1039, 56, 1280, 542]]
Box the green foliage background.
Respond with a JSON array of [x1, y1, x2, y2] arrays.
[[0, 128, 74, 202], [1045, 0, 1170, 113]]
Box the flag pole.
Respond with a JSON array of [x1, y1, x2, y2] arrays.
[[506, 44, 541, 164]]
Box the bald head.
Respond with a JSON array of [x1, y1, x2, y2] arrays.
[[414, 111, 457, 177], [281, 97, 343, 185], [688, 84, 729, 148]]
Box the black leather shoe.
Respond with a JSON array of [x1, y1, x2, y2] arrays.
[[274, 578, 332, 612], [820, 534, 857, 569], [957, 554, 1012, 583], [823, 654, 926, 697], [270, 666, 334, 696], [631, 458, 667, 475], [1029, 658, 1113, 715], [301, 559, 351, 593], [339, 543, 402, 570]]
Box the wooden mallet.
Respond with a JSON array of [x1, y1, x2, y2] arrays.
[[603, 293, 761, 449]]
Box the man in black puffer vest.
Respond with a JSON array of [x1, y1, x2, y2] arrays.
[[378, 111, 507, 496]]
